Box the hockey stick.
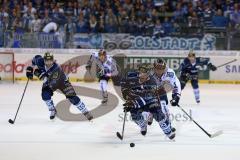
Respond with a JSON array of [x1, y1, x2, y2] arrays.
[[8, 79, 30, 124], [177, 104, 223, 138], [216, 59, 237, 68], [116, 111, 127, 140]]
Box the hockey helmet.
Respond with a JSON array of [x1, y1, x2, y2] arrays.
[[98, 49, 106, 56], [44, 52, 54, 61], [188, 49, 196, 57], [138, 63, 151, 74], [154, 58, 166, 70]]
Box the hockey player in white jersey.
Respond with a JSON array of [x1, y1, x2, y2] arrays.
[[149, 58, 181, 130], [86, 49, 118, 104]]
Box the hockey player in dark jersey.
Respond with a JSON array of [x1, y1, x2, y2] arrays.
[[26, 52, 93, 120], [121, 64, 175, 140], [179, 50, 217, 103]]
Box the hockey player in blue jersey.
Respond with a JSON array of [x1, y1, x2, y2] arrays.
[[26, 52, 93, 120], [121, 64, 176, 140], [179, 50, 217, 103]]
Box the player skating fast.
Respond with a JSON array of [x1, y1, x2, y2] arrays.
[[86, 49, 118, 104], [121, 64, 176, 140], [26, 52, 93, 120], [179, 50, 217, 103]]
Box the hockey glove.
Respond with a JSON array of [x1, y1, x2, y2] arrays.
[[207, 63, 217, 71], [170, 93, 180, 106], [26, 66, 34, 80], [123, 100, 137, 112], [34, 69, 47, 80], [85, 64, 91, 71]]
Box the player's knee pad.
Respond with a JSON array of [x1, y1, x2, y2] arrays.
[[67, 96, 80, 105], [130, 110, 143, 122], [41, 87, 53, 101], [151, 107, 166, 122], [159, 94, 168, 105], [100, 79, 108, 91]]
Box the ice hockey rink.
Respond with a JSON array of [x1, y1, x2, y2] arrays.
[[0, 81, 240, 160]]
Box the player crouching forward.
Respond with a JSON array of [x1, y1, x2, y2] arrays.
[[121, 64, 176, 140], [151, 58, 181, 129], [179, 50, 217, 103], [86, 49, 118, 104], [26, 52, 93, 121]]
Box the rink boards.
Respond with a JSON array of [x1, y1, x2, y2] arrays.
[[0, 48, 239, 84]]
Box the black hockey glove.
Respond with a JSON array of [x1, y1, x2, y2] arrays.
[[208, 63, 217, 71], [34, 69, 47, 80], [26, 66, 33, 80], [180, 72, 191, 82], [170, 93, 180, 106], [85, 64, 91, 71], [123, 100, 137, 112]]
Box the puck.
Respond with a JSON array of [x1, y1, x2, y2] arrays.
[[8, 119, 14, 124], [130, 143, 135, 147]]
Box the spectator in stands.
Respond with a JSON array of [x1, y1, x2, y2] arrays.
[[173, 2, 186, 24], [188, 11, 200, 27], [230, 3, 240, 30], [65, 1, 74, 16], [73, 1, 81, 18], [136, 18, 145, 35], [136, 4, 147, 20], [98, 17, 105, 33], [162, 17, 173, 35], [203, 2, 215, 27], [52, 3, 65, 25], [119, 7, 131, 33], [145, 17, 155, 36], [195, 0, 204, 18], [212, 9, 229, 27], [172, 22, 181, 35], [76, 13, 89, 33], [128, 16, 137, 34], [23, 2, 36, 16], [0, 7, 9, 19], [42, 10, 52, 27], [22, 8, 33, 32], [64, 16, 76, 46], [89, 14, 98, 33], [105, 18, 118, 33], [105, 8, 118, 28], [123, 0, 133, 14], [39, 1, 49, 15], [0, 14, 10, 31], [31, 13, 42, 32], [0, 0, 239, 38], [35, 0, 42, 12], [12, 17, 24, 33], [150, 8, 158, 22], [153, 19, 165, 37]]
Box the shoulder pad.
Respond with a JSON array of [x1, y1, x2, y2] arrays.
[[165, 68, 175, 78], [32, 55, 44, 66]]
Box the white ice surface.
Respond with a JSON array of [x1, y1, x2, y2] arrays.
[[0, 81, 240, 160]]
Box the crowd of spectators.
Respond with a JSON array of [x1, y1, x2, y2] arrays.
[[0, 0, 239, 36]]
